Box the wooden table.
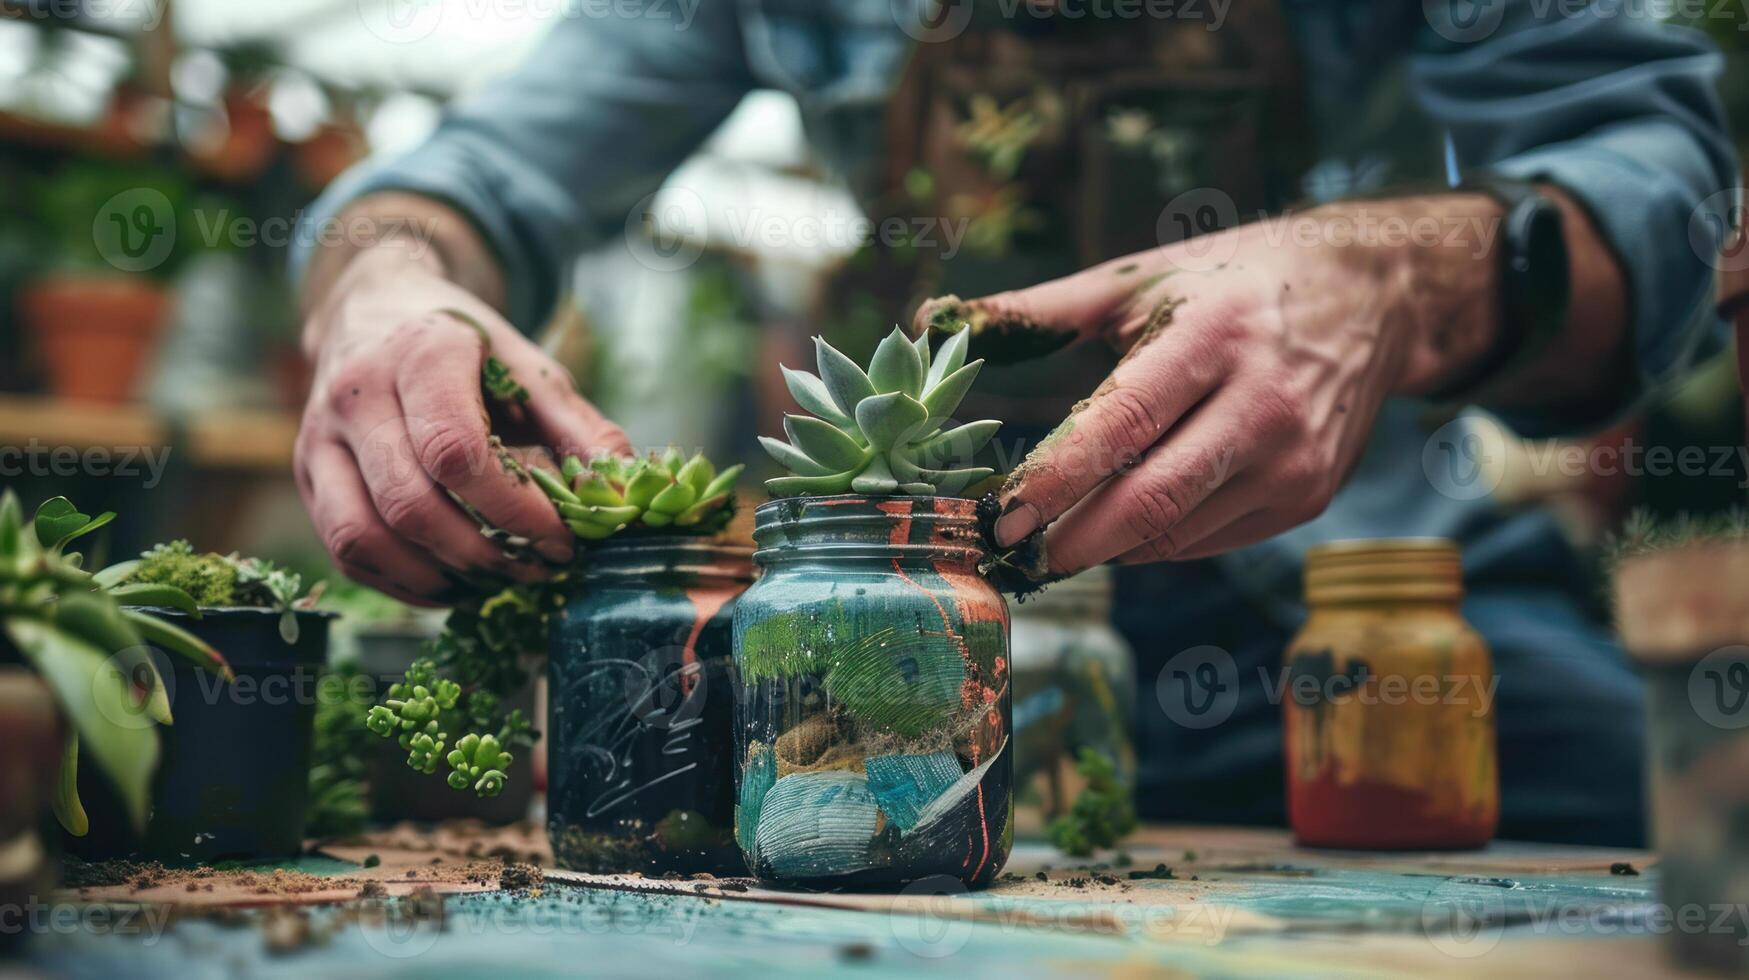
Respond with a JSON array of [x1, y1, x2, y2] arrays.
[[26, 824, 1683, 977]]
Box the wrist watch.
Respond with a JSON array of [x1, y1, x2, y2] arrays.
[[1427, 176, 1571, 402]]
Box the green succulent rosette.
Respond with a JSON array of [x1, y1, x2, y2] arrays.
[[761, 327, 999, 497], [532, 449, 743, 541]]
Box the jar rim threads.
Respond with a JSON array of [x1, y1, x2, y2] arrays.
[[1304, 537, 1462, 605]]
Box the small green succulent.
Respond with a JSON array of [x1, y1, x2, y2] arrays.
[[446, 732, 513, 796], [365, 661, 461, 774], [364, 656, 535, 797], [761, 328, 999, 497], [532, 449, 743, 540]]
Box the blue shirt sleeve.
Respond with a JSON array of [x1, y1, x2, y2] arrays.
[[291, 6, 757, 333], [1407, 3, 1738, 436]]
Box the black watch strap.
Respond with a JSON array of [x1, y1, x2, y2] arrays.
[[1426, 176, 1571, 403]]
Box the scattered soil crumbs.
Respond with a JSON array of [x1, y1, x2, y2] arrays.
[[1610, 862, 1640, 876], [498, 863, 542, 890], [1128, 864, 1176, 881]]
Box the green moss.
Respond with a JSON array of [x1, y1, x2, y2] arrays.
[[1046, 748, 1137, 857], [128, 540, 239, 606]]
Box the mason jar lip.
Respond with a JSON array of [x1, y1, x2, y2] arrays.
[[578, 534, 754, 582], [1304, 536, 1463, 604], [753, 492, 980, 520], [751, 493, 987, 567]]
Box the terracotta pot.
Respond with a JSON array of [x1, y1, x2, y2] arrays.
[[0, 666, 64, 948], [190, 90, 278, 181], [295, 122, 365, 190], [20, 275, 171, 404]]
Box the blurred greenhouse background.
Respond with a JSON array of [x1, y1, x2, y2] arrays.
[[1, 0, 1747, 599], [0, 0, 862, 602]]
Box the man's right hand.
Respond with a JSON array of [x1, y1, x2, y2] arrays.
[[294, 204, 629, 605]]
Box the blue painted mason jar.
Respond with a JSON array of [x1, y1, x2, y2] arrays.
[[733, 495, 1012, 888], [548, 538, 752, 875]]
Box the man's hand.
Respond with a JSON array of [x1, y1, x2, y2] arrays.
[[917, 196, 1543, 577], [295, 198, 629, 604]]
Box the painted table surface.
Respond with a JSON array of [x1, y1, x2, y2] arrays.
[[29, 824, 1688, 978]]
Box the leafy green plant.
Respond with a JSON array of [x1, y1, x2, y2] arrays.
[[1046, 748, 1137, 857], [113, 540, 319, 642], [0, 492, 229, 836], [532, 449, 743, 540], [760, 328, 999, 497]]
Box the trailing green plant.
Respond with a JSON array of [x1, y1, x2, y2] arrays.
[[112, 540, 321, 642], [306, 661, 373, 838], [760, 327, 999, 497], [532, 449, 743, 540], [363, 652, 536, 798], [1046, 748, 1137, 857], [0, 492, 229, 837]]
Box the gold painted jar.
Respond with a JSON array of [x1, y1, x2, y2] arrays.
[[1284, 539, 1498, 849]]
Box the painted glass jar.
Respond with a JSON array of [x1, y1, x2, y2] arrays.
[[548, 538, 752, 875], [1285, 539, 1497, 850], [1616, 544, 1749, 973], [733, 495, 1011, 888], [1010, 566, 1135, 834]]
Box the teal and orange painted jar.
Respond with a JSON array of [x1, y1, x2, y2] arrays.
[[732, 494, 1012, 888], [548, 537, 752, 875], [1284, 539, 1498, 850]]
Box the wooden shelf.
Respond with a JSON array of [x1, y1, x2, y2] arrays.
[[0, 395, 296, 471]]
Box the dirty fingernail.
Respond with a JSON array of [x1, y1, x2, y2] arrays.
[[994, 503, 1041, 547]]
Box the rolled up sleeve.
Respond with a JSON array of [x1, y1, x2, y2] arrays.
[[1409, 4, 1738, 436], [291, 6, 756, 333]]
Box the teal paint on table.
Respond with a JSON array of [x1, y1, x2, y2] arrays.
[[25, 866, 1662, 979]]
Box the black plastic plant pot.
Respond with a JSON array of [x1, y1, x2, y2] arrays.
[[67, 608, 334, 864], [547, 538, 752, 876]]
